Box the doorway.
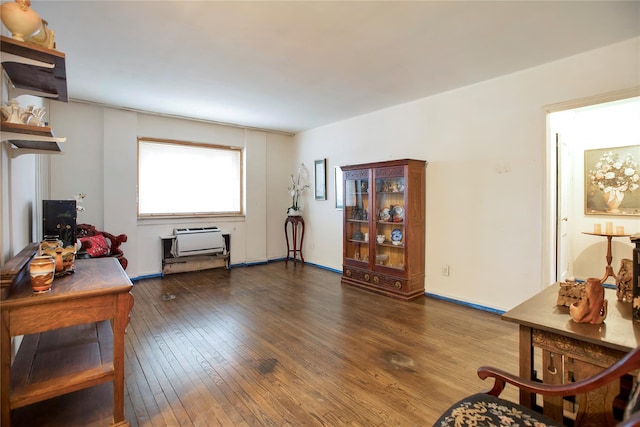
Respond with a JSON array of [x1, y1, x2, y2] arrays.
[[547, 94, 639, 286]]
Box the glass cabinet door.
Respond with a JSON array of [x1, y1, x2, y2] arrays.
[[344, 172, 370, 265], [374, 172, 406, 272]]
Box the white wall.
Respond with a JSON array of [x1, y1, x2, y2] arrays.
[[294, 37, 640, 311], [3, 37, 638, 313], [1, 90, 43, 262], [45, 104, 295, 278]]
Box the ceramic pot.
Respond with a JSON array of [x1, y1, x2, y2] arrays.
[[29, 107, 46, 126], [39, 236, 62, 255], [1, 99, 22, 124], [29, 256, 55, 292], [0, 0, 42, 42], [41, 244, 77, 276], [287, 208, 302, 216]]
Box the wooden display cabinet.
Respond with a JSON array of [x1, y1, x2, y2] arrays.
[[341, 159, 426, 300]]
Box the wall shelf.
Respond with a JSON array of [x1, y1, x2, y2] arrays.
[[0, 36, 67, 101], [1, 36, 68, 156], [1, 122, 65, 157]]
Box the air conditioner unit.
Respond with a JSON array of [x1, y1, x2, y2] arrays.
[[173, 227, 224, 257]]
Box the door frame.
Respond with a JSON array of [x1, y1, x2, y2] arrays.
[[542, 87, 640, 287]]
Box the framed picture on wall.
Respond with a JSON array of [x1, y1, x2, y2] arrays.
[[335, 166, 343, 209], [315, 159, 327, 200], [584, 144, 640, 216]]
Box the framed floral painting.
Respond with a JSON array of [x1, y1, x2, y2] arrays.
[[585, 145, 640, 216]]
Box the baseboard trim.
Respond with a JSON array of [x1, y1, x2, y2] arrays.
[[132, 262, 506, 316], [425, 292, 506, 315]]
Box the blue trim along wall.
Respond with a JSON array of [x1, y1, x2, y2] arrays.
[[425, 292, 506, 315], [132, 261, 504, 316]]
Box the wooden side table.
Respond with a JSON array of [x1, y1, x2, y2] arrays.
[[1, 252, 134, 427], [582, 231, 631, 282], [284, 216, 305, 264], [503, 284, 640, 426]]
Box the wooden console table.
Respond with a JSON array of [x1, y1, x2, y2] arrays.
[[284, 216, 305, 264], [503, 284, 640, 426], [1, 246, 134, 427]]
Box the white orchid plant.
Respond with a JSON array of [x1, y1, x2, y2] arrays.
[[74, 193, 87, 212], [287, 163, 309, 213]]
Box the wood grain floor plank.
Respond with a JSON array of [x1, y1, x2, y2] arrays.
[[12, 262, 519, 426]]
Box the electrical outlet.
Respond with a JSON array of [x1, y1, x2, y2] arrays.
[[441, 265, 450, 276]]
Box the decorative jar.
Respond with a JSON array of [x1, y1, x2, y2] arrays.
[[41, 243, 78, 276], [0, 0, 42, 42], [39, 235, 62, 255], [29, 255, 55, 292]]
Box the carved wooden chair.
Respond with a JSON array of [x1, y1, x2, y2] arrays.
[[76, 223, 128, 270], [435, 345, 640, 426]]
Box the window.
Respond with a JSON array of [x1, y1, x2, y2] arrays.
[[138, 137, 243, 217]]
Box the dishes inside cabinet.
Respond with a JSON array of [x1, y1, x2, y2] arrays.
[[375, 254, 388, 265], [392, 205, 404, 220], [379, 208, 391, 221], [391, 228, 403, 244]]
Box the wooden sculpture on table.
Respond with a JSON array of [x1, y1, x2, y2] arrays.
[[617, 258, 633, 302], [570, 277, 608, 324]]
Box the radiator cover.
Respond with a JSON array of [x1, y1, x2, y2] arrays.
[[173, 227, 224, 257]]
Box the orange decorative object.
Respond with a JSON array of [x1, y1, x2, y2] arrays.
[[41, 244, 77, 277], [29, 255, 55, 292], [0, 0, 42, 42]]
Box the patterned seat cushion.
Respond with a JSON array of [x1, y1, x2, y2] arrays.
[[624, 373, 640, 421], [434, 393, 564, 427]]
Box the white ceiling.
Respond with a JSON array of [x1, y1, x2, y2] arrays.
[[25, 1, 640, 134]]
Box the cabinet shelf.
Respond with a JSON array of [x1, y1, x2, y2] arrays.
[[376, 242, 405, 248]]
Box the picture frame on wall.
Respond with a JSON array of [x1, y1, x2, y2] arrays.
[[335, 166, 343, 209], [584, 144, 640, 216], [315, 159, 327, 200]]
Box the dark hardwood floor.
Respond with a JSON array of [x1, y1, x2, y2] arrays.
[[12, 262, 519, 426]]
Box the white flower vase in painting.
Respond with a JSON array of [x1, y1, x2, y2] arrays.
[[603, 188, 624, 213]]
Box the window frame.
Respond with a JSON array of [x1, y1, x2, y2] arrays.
[[137, 137, 244, 218]]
